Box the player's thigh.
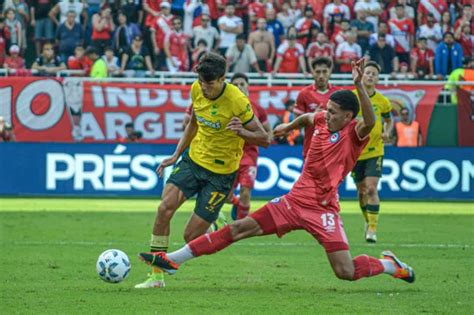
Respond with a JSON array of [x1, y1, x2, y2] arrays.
[[351, 159, 367, 184], [194, 172, 236, 223], [326, 250, 354, 278], [165, 154, 200, 200], [364, 156, 383, 180]]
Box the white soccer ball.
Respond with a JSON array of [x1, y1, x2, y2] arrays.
[[96, 249, 131, 283]]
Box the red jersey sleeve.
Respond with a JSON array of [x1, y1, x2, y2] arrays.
[[313, 111, 325, 126], [255, 104, 269, 124], [348, 120, 369, 146], [294, 89, 307, 115]]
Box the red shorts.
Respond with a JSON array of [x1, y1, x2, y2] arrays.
[[250, 195, 349, 253], [232, 165, 257, 189]]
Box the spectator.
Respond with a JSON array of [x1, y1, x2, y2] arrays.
[[120, 122, 142, 143], [142, 0, 161, 29], [0, 17, 8, 67], [0, 117, 16, 142], [248, 18, 275, 72], [226, 33, 262, 74], [218, 3, 243, 56], [113, 11, 141, 57], [368, 34, 398, 75], [120, 35, 154, 77], [295, 5, 321, 48], [273, 27, 307, 75], [392, 61, 415, 79], [335, 31, 361, 73], [30, 0, 55, 56], [306, 33, 334, 72], [445, 57, 474, 104], [67, 45, 92, 75], [388, 4, 415, 64], [410, 37, 435, 79], [418, 13, 443, 52], [417, 0, 448, 25], [150, 1, 174, 71], [191, 39, 207, 70], [85, 46, 107, 78], [350, 9, 374, 54], [439, 11, 454, 34], [332, 18, 350, 46], [369, 21, 395, 48], [91, 6, 115, 55], [31, 42, 66, 76], [354, 0, 382, 32], [265, 7, 285, 49], [3, 0, 28, 52], [3, 44, 24, 70], [102, 46, 119, 76], [277, 99, 303, 145], [389, 0, 415, 20], [164, 17, 190, 72], [4, 8, 22, 52], [435, 31, 463, 78], [454, 4, 472, 34], [56, 10, 84, 62], [323, 0, 351, 34], [393, 108, 422, 147], [49, 0, 87, 28], [248, 0, 271, 31], [277, 1, 299, 31], [183, 0, 209, 36], [455, 21, 473, 58], [122, 0, 143, 26], [192, 13, 220, 52]]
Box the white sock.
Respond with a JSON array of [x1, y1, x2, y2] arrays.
[[167, 245, 195, 265], [380, 259, 396, 275]]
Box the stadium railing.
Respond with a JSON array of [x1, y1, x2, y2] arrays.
[[1, 69, 471, 105]]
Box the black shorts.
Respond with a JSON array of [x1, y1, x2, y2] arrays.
[[351, 156, 383, 183], [167, 154, 237, 223]]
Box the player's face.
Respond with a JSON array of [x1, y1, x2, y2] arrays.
[[325, 100, 352, 132], [231, 78, 249, 96], [198, 75, 226, 99], [313, 64, 331, 89], [362, 66, 379, 88]]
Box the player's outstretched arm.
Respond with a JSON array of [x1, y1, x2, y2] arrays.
[[353, 59, 376, 139], [226, 116, 270, 148], [273, 113, 315, 138], [156, 112, 198, 177]]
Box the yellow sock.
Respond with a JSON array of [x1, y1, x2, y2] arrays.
[[150, 235, 169, 275], [367, 212, 379, 231]]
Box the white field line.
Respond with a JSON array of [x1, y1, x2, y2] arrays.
[[0, 240, 470, 249]]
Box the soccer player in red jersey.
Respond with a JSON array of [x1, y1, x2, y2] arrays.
[[139, 59, 415, 285], [227, 73, 273, 220], [294, 56, 339, 160]]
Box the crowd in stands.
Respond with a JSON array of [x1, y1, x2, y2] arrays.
[[0, 0, 471, 79]]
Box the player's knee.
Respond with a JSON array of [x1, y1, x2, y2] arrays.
[[157, 201, 176, 221], [366, 185, 378, 198], [333, 264, 355, 281]]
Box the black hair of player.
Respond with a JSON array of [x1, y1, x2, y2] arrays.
[[195, 52, 227, 82], [231, 72, 249, 84], [312, 57, 333, 71], [364, 61, 381, 73], [329, 90, 359, 118]]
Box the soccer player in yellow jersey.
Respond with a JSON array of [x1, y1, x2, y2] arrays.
[[135, 52, 270, 288], [351, 61, 393, 243]]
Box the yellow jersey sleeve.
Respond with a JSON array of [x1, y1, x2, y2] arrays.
[[234, 99, 254, 126]]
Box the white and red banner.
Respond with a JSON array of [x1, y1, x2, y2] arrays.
[[0, 77, 443, 144]]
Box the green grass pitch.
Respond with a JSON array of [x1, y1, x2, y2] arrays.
[[1, 198, 473, 314]]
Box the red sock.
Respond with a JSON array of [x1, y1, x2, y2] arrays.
[[188, 225, 234, 257], [231, 195, 239, 206], [237, 203, 250, 219], [352, 255, 384, 280]]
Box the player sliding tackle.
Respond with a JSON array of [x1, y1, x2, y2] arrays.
[[138, 59, 415, 284]]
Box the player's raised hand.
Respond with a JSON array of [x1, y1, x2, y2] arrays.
[[226, 117, 244, 135], [273, 123, 289, 138], [156, 155, 178, 177], [352, 58, 365, 85]]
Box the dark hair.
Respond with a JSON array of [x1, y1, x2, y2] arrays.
[[197, 39, 208, 47], [236, 33, 246, 41], [104, 46, 114, 52], [173, 16, 182, 23], [400, 108, 409, 114], [285, 99, 295, 110], [378, 33, 386, 39], [0, 17, 4, 23], [195, 52, 227, 81], [341, 19, 350, 24], [329, 90, 359, 118], [312, 57, 332, 70], [444, 31, 454, 39], [364, 61, 381, 73], [85, 46, 99, 56], [231, 72, 249, 84]]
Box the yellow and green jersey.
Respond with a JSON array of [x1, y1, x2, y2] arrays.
[[352, 89, 392, 160], [189, 81, 254, 174]]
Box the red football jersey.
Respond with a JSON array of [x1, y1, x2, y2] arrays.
[[287, 112, 369, 209], [166, 30, 189, 70], [410, 47, 434, 72], [388, 18, 415, 53], [144, 0, 162, 27], [294, 84, 340, 159], [417, 0, 448, 23], [277, 44, 305, 73], [240, 103, 268, 166]]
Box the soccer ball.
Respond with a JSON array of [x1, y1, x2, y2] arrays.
[[96, 249, 131, 283]]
